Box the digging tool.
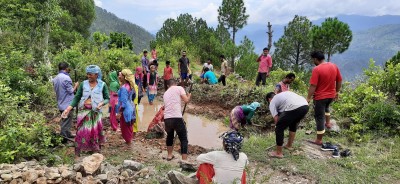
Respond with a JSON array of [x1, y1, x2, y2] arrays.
[[74, 69, 79, 121]]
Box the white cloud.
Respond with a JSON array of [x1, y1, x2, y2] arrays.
[[192, 3, 219, 25], [94, 0, 103, 7]]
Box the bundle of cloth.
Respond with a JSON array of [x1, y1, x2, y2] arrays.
[[147, 106, 166, 135]]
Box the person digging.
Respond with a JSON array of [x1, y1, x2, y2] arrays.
[[266, 91, 309, 158]]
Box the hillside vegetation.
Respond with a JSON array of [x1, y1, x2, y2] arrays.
[[90, 6, 154, 53], [333, 24, 400, 80]]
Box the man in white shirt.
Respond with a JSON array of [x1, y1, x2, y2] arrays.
[[203, 58, 214, 71], [196, 131, 248, 184], [266, 91, 309, 158]]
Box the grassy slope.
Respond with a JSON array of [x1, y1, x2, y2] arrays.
[[242, 129, 400, 183]]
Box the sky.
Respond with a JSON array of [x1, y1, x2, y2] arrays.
[[94, 0, 400, 33]]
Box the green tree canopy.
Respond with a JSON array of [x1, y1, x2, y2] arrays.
[[108, 32, 133, 50], [217, 0, 249, 71], [310, 17, 352, 61], [273, 15, 313, 71]]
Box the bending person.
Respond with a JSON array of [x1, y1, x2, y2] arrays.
[[230, 102, 260, 131], [163, 79, 191, 161], [266, 91, 309, 158], [62, 65, 109, 157], [196, 131, 248, 184]]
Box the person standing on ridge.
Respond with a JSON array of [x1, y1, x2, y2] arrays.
[[256, 47, 273, 86], [307, 51, 342, 145]]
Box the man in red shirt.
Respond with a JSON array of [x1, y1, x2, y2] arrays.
[[163, 61, 173, 91], [256, 47, 273, 86], [307, 51, 342, 145]]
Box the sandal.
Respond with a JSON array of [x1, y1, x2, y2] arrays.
[[163, 155, 175, 161], [268, 151, 283, 159], [306, 140, 323, 146]]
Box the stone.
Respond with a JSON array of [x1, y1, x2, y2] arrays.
[[36, 177, 47, 184], [76, 172, 82, 182], [10, 178, 23, 184], [122, 160, 144, 171], [36, 170, 46, 177], [187, 173, 197, 179], [121, 171, 129, 178], [106, 177, 119, 184], [82, 153, 104, 175], [1, 174, 13, 181], [82, 175, 99, 184], [0, 170, 11, 175], [54, 177, 62, 184], [160, 179, 171, 184], [97, 174, 108, 183], [45, 168, 60, 180], [73, 163, 83, 172], [61, 170, 72, 179], [305, 130, 313, 135], [16, 163, 25, 169], [12, 172, 22, 179], [167, 170, 197, 184], [22, 170, 38, 183]]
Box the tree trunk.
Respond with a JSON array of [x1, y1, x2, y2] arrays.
[[43, 21, 51, 81], [231, 27, 236, 71], [267, 22, 273, 50]]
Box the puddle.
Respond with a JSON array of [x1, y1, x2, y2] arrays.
[[103, 97, 228, 149], [137, 98, 228, 149]]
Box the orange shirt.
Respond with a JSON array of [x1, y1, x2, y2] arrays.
[[163, 66, 173, 80]]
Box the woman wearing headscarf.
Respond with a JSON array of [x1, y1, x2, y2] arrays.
[[146, 65, 158, 105], [230, 102, 261, 131], [62, 65, 110, 156], [134, 67, 145, 104], [109, 71, 120, 131], [196, 131, 248, 184], [116, 69, 139, 144]]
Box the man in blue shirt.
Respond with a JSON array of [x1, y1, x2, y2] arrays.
[[52, 62, 79, 139], [202, 67, 218, 85]]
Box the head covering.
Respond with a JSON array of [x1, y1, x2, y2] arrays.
[[109, 71, 119, 92], [86, 65, 102, 80], [249, 102, 260, 111], [135, 67, 143, 79], [121, 69, 136, 89], [122, 69, 139, 105], [220, 131, 244, 161]]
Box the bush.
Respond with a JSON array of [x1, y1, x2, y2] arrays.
[[361, 101, 400, 134], [0, 82, 60, 163]]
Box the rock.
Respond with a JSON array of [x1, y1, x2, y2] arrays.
[[159, 178, 172, 184], [36, 170, 46, 177], [179, 163, 197, 172], [10, 178, 23, 184], [36, 177, 47, 184], [106, 177, 119, 184], [122, 160, 143, 171], [54, 177, 62, 184], [61, 170, 72, 179], [1, 174, 13, 181], [97, 174, 108, 183], [329, 120, 341, 132], [121, 171, 129, 178], [82, 175, 99, 184], [73, 163, 83, 172], [45, 168, 60, 180], [16, 163, 25, 169], [22, 170, 38, 183], [305, 130, 313, 135], [167, 170, 197, 184], [76, 172, 82, 182], [82, 153, 104, 175], [0, 170, 11, 175], [12, 172, 22, 179], [187, 173, 197, 179]]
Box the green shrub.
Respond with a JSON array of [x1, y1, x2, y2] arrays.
[[361, 101, 400, 134], [0, 82, 61, 163]]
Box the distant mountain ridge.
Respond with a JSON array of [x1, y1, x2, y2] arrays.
[[239, 15, 400, 80], [90, 6, 154, 53]]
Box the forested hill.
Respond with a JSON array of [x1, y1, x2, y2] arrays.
[[332, 24, 400, 80], [90, 6, 154, 53]]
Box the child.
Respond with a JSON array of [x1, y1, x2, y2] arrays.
[[147, 65, 158, 105], [163, 61, 173, 91]]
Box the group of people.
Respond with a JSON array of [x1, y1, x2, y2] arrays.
[[52, 48, 341, 183]]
